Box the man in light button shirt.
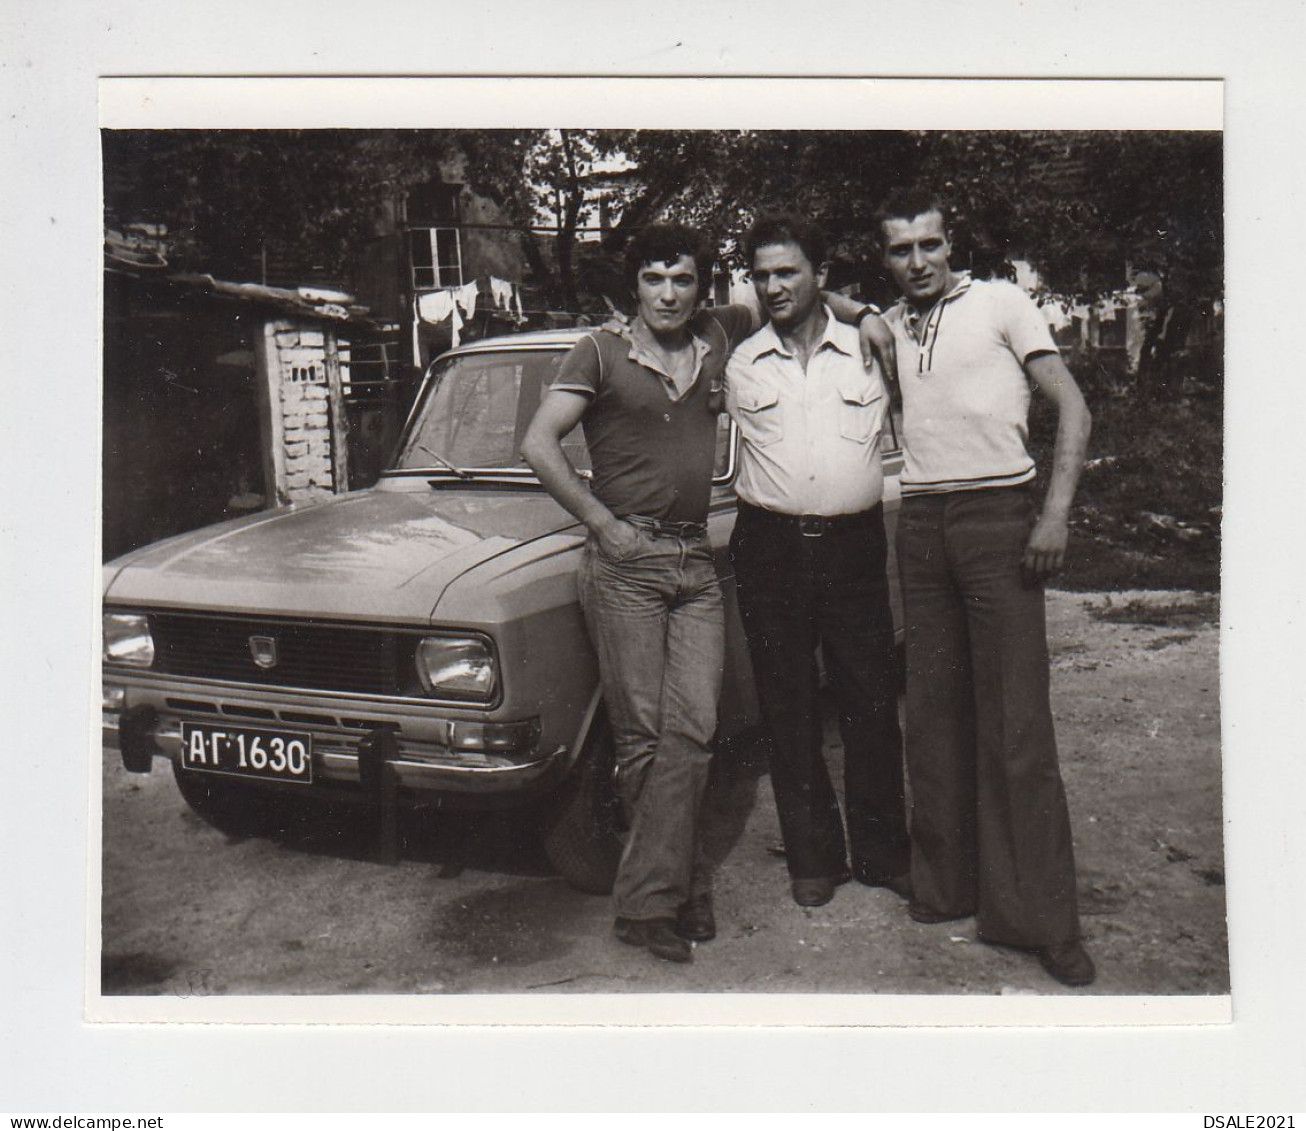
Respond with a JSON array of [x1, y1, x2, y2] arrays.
[[726, 213, 911, 909]]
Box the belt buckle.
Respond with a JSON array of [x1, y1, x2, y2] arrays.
[[798, 514, 826, 538]]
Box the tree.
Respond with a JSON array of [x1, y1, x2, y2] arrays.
[[915, 131, 1223, 391], [105, 127, 1223, 379], [103, 129, 461, 283], [455, 128, 740, 311]]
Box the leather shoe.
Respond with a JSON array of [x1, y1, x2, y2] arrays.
[[791, 870, 851, 908], [1037, 940, 1096, 987], [907, 900, 972, 925], [614, 916, 692, 963], [674, 893, 716, 942], [855, 870, 913, 901]]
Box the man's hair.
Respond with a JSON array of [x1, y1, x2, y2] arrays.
[[742, 213, 828, 270], [875, 186, 952, 233], [625, 222, 715, 297]]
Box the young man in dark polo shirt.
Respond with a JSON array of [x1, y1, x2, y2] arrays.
[[878, 187, 1096, 987], [523, 222, 894, 963]]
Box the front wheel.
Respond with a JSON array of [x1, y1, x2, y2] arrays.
[[539, 711, 626, 894]]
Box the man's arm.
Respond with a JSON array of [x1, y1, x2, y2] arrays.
[[1023, 351, 1092, 585], [821, 290, 899, 388], [520, 389, 639, 559]]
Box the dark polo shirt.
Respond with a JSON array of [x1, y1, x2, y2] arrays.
[[551, 306, 755, 524]]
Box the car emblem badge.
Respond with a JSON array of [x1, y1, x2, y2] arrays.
[[249, 635, 278, 669]]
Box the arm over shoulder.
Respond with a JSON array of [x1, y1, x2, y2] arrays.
[[705, 303, 761, 353]]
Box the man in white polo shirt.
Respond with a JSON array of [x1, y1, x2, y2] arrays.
[[879, 187, 1096, 987], [727, 214, 911, 910]]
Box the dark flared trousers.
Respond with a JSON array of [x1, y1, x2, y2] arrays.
[[730, 502, 910, 882], [897, 486, 1082, 948]]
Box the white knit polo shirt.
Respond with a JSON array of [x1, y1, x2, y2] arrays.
[[885, 275, 1059, 497]]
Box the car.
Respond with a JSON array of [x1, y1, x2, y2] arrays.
[[102, 327, 906, 893]]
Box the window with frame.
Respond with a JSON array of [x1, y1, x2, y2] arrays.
[[410, 228, 463, 290]]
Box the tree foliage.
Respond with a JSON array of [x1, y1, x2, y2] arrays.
[[462, 128, 1220, 319], [916, 130, 1222, 307], [103, 129, 460, 282], [104, 127, 1223, 327]]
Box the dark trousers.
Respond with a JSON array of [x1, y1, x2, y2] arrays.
[[896, 487, 1081, 948], [729, 502, 910, 882]]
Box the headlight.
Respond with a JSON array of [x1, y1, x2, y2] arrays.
[[415, 636, 498, 701], [103, 613, 155, 668]]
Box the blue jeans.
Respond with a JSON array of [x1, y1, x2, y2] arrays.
[[897, 486, 1082, 948], [578, 525, 725, 921]]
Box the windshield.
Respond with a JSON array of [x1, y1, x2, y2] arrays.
[[391, 349, 590, 474]]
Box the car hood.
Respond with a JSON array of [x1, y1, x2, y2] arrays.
[[102, 483, 581, 623]]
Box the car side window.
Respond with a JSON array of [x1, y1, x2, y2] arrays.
[[394, 350, 591, 472]]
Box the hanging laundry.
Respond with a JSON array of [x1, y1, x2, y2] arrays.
[[489, 277, 514, 311], [1041, 301, 1073, 333], [416, 289, 465, 349], [456, 280, 480, 321], [417, 290, 457, 324]]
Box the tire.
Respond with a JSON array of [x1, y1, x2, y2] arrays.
[[171, 761, 289, 839], [539, 711, 626, 894]]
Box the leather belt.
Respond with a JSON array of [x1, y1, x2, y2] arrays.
[[622, 514, 708, 539], [737, 500, 882, 538]]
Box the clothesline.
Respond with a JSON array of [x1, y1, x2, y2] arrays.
[[413, 275, 525, 354]]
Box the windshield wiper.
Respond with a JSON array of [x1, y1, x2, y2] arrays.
[[415, 443, 472, 479]]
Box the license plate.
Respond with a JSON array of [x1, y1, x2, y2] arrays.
[[180, 722, 313, 784]]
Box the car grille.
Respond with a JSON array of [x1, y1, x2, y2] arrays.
[[147, 612, 413, 697]]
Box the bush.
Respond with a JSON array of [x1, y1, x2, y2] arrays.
[[1027, 361, 1222, 593]]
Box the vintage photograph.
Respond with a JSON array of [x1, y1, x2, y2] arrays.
[[97, 118, 1226, 1015]]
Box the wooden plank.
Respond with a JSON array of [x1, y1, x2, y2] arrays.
[[253, 319, 289, 506], [323, 330, 351, 494]]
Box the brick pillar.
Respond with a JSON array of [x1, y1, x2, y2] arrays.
[[255, 319, 350, 506]]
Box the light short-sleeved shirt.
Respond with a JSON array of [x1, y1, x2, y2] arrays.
[[884, 275, 1059, 497], [549, 305, 755, 524], [725, 308, 888, 516]]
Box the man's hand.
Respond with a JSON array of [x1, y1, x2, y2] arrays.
[[596, 515, 641, 560], [858, 312, 899, 387], [1022, 510, 1070, 587], [1020, 351, 1091, 588]]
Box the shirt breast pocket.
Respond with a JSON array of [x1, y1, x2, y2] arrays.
[[737, 386, 784, 448], [837, 379, 884, 444]]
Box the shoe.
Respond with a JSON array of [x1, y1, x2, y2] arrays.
[[791, 870, 852, 908], [674, 893, 716, 942], [854, 870, 913, 901], [907, 900, 972, 925], [614, 916, 692, 963], [1037, 940, 1097, 987]]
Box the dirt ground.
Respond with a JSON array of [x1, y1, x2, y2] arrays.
[[99, 589, 1226, 1000]]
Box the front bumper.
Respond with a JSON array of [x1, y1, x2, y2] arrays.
[[103, 677, 567, 796]]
